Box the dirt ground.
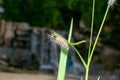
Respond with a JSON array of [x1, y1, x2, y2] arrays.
[[0, 65, 77, 80], [0, 72, 77, 80]]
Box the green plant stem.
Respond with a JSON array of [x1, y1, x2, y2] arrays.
[[86, 0, 95, 80], [85, 67, 89, 80], [97, 76, 100, 80], [68, 18, 73, 42], [57, 18, 73, 80], [88, 5, 110, 67], [88, 0, 95, 58], [85, 4, 110, 80], [70, 40, 86, 46], [70, 44, 86, 68]]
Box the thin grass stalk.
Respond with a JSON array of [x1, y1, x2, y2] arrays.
[[86, 0, 95, 80], [85, 4, 110, 80], [88, 5, 110, 67], [85, 67, 89, 80], [70, 44, 86, 68], [68, 18, 73, 42], [88, 0, 96, 58]]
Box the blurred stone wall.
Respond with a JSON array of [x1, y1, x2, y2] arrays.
[[0, 19, 119, 78]]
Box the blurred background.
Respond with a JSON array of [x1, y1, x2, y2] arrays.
[[0, 0, 120, 80]]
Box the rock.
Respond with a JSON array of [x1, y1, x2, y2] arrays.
[[4, 21, 15, 46], [10, 48, 31, 69], [0, 20, 6, 45], [14, 22, 30, 30], [0, 47, 13, 60], [0, 47, 14, 66], [0, 60, 8, 66], [100, 45, 120, 70], [13, 29, 31, 48]]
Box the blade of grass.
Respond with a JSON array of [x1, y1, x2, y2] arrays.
[[57, 18, 73, 80], [57, 49, 68, 80], [68, 18, 73, 42]]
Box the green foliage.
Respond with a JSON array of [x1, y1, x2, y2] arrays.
[[2, 0, 120, 29], [3, 0, 62, 28]]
